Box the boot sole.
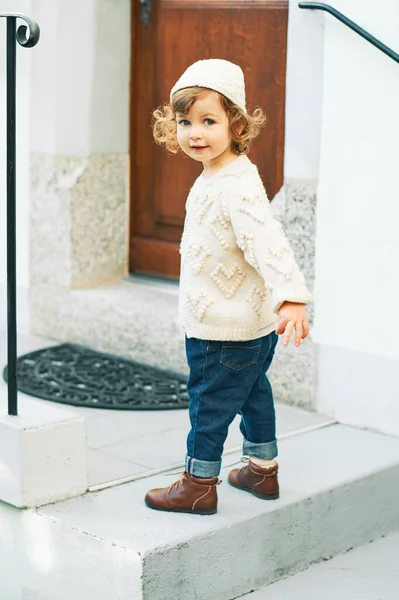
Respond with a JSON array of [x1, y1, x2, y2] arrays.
[[144, 499, 217, 515], [228, 480, 279, 500]]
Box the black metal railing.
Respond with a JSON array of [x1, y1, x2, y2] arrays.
[[299, 2, 399, 64], [1, 13, 40, 416]]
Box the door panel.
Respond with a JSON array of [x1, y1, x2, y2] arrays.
[[130, 0, 288, 278]]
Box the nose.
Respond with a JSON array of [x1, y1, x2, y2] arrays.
[[189, 125, 202, 141]]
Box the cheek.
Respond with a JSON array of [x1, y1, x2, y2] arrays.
[[177, 128, 192, 155], [224, 126, 232, 143], [214, 125, 231, 146], [176, 128, 187, 147], [215, 132, 231, 151]]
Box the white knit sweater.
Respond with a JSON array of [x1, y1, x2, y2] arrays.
[[179, 155, 312, 341]]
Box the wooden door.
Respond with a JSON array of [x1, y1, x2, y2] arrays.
[[130, 0, 288, 279]]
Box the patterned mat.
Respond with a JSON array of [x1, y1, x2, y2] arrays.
[[2, 343, 189, 410]]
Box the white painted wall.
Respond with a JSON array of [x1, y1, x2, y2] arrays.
[[313, 0, 399, 358], [31, 0, 96, 157], [285, 1, 324, 180], [0, 1, 32, 292], [30, 0, 130, 157], [312, 0, 399, 430]]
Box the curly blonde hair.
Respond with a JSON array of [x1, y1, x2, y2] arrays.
[[152, 87, 266, 155]]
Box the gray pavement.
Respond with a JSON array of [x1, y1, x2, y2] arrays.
[[242, 531, 399, 600]]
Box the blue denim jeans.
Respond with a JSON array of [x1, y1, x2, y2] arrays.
[[185, 332, 278, 478]]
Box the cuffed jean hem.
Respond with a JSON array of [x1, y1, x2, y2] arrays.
[[243, 438, 278, 460], [185, 455, 222, 478]]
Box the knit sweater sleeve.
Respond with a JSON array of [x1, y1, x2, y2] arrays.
[[226, 187, 312, 314]]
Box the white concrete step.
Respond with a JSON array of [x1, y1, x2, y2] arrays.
[[1, 424, 399, 600]]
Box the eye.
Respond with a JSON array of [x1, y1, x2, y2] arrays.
[[205, 118, 215, 126], [178, 119, 190, 126]]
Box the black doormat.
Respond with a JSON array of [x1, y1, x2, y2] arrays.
[[2, 343, 189, 410]]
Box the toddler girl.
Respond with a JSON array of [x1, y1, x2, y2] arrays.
[[145, 59, 311, 515]]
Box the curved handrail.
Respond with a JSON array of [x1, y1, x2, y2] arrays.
[[298, 2, 399, 64], [0, 13, 40, 47], [1, 13, 40, 416]]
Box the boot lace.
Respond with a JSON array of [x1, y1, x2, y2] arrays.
[[168, 473, 187, 493], [223, 456, 250, 470]]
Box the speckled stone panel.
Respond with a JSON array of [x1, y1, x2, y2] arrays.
[[30, 280, 188, 375], [270, 179, 317, 408], [30, 154, 75, 287], [70, 154, 128, 287], [30, 153, 128, 289]]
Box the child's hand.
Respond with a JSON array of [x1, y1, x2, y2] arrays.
[[276, 302, 309, 347]]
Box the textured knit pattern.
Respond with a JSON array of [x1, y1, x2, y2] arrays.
[[170, 59, 247, 113], [179, 156, 312, 341]]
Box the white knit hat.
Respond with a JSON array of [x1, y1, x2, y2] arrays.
[[170, 59, 247, 113]]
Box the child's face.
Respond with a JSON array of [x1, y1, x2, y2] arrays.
[[175, 91, 234, 168]]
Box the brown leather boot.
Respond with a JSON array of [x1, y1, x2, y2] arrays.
[[228, 459, 279, 500], [145, 472, 219, 515]]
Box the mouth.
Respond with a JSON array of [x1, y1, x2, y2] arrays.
[[190, 145, 208, 151]]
